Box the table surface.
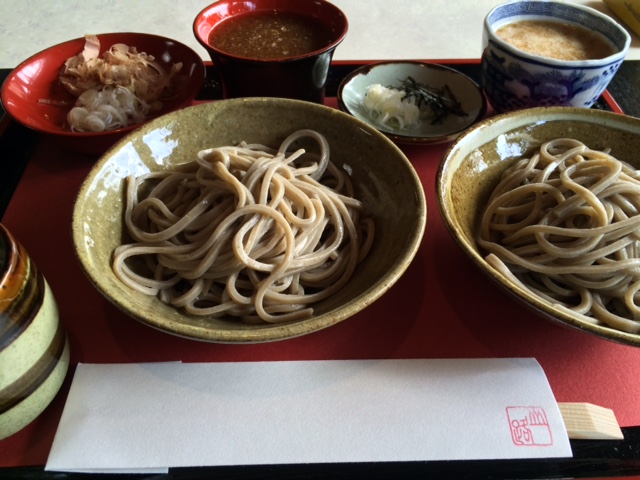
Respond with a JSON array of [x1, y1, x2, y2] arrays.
[[2, 1, 640, 478], [1, 60, 640, 479]]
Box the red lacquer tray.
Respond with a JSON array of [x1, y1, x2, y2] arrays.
[[1, 60, 639, 478]]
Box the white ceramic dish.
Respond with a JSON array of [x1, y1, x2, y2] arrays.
[[337, 61, 487, 145], [1, 32, 206, 155]]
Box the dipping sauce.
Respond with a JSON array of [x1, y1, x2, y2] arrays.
[[496, 20, 617, 61], [209, 11, 335, 60]]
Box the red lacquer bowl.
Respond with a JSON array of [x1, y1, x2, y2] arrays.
[[1, 32, 206, 155], [193, 0, 348, 103]]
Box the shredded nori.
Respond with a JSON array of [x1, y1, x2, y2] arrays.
[[396, 76, 468, 125]]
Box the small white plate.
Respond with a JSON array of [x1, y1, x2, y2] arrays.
[[337, 61, 487, 145]]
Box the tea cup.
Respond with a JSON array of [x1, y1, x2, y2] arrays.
[[481, 1, 631, 113]]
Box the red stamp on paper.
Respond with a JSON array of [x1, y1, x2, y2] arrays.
[[507, 406, 553, 446]]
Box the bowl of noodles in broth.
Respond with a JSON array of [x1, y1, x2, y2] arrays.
[[72, 97, 426, 343], [437, 106, 640, 347]]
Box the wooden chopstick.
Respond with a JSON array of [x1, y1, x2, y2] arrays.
[[558, 402, 624, 440]]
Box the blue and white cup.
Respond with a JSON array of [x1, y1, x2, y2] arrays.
[[481, 1, 631, 113]]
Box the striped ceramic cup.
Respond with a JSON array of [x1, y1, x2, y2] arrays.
[[0, 223, 70, 440]]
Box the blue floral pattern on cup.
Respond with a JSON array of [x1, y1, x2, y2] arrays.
[[482, 43, 623, 112], [481, 1, 630, 113]]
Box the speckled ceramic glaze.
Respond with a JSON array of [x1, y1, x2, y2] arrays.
[[1, 32, 206, 155], [72, 98, 427, 343], [437, 106, 640, 347], [0, 224, 69, 440], [481, 1, 630, 113]]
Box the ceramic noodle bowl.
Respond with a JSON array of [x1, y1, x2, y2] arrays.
[[0, 223, 70, 440], [72, 98, 426, 343], [437, 106, 640, 347], [481, 1, 630, 113]]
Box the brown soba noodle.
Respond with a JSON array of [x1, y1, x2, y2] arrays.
[[477, 138, 640, 334], [112, 129, 374, 324]]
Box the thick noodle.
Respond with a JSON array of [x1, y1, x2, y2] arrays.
[[478, 138, 640, 334], [112, 130, 374, 324]]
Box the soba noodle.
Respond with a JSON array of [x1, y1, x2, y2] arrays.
[[112, 129, 374, 324], [478, 138, 640, 334]]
